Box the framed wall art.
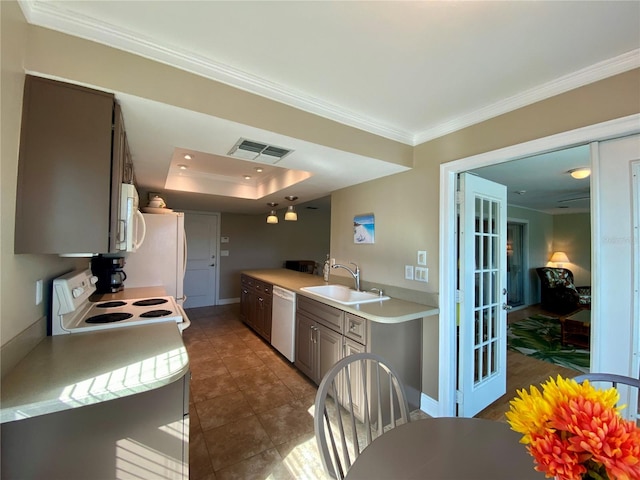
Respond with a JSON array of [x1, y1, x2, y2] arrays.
[[354, 213, 375, 244]]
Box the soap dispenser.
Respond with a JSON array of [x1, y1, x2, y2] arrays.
[[323, 254, 330, 282]]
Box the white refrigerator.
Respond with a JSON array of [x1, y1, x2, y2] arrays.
[[124, 212, 187, 305]]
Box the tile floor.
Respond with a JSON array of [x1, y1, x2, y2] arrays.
[[184, 304, 332, 480], [183, 303, 567, 479]]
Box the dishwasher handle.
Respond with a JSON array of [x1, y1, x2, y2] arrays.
[[272, 286, 296, 302]]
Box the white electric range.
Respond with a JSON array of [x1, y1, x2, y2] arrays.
[[51, 269, 190, 335]]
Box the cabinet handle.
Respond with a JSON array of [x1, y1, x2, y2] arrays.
[[349, 322, 356, 331]]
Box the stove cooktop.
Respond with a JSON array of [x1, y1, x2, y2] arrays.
[[56, 296, 184, 334]]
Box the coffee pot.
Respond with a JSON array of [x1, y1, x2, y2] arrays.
[[91, 255, 127, 293]]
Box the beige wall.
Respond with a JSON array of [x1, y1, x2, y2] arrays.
[[334, 70, 640, 399], [552, 213, 591, 286], [218, 206, 331, 300], [0, 2, 84, 375]]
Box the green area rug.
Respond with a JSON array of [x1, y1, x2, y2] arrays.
[[507, 314, 590, 373]]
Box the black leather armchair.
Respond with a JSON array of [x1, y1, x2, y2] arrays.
[[536, 267, 589, 314]]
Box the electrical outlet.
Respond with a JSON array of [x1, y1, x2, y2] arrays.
[[415, 267, 428, 282], [405, 265, 414, 280], [417, 250, 427, 266]]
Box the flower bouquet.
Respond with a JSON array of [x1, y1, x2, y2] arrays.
[[506, 376, 640, 480]]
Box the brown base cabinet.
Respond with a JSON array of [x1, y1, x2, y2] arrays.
[[240, 275, 273, 342], [295, 295, 422, 418], [295, 311, 343, 384]]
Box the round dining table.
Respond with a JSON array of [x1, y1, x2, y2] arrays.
[[344, 417, 545, 479]]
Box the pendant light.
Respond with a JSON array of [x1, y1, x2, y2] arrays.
[[284, 195, 298, 221], [266, 202, 278, 224]]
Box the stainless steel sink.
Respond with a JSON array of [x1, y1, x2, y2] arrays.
[[300, 285, 390, 305]]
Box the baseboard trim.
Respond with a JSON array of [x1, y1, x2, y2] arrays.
[[420, 392, 440, 417], [218, 297, 240, 305]]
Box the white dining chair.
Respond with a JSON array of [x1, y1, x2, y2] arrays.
[[313, 352, 411, 480], [573, 372, 640, 389]]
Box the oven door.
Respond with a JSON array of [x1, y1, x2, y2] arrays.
[[117, 184, 146, 252]]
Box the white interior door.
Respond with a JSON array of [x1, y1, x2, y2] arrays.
[[183, 212, 219, 308], [458, 172, 508, 417]]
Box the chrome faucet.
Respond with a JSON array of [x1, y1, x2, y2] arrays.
[[332, 262, 360, 291]]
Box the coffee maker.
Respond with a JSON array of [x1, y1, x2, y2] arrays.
[[91, 255, 127, 293]]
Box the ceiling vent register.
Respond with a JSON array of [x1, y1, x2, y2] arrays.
[[228, 138, 293, 163]]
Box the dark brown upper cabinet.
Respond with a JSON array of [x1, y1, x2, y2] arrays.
[[15, 75, 130, 255]]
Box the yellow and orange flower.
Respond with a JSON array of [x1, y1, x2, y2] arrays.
[[507, 375, 640, 480]]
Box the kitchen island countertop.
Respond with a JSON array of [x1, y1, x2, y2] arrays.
[[0, 322, 188, 423], [242, 268, 439, 324]]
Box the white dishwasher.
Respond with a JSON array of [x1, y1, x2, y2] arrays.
[[271, 286, 296, 362]]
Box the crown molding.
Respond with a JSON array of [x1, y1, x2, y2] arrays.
[[19, 1, 640, 148], [412, 49, 640, 146]]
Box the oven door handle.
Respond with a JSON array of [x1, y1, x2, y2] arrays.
[[176, 304, 191, 334]]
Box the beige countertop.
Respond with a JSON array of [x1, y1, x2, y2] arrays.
[[243, 269, 439, 324], [1, 322, 189, 424]]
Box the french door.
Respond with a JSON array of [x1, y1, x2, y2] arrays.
[[458, 173, 508, 417]]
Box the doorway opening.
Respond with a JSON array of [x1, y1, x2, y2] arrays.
[[438, 115, 639, 418], [506, 221, 527, 309]]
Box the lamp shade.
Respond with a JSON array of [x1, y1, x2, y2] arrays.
[[284, 205, 297, 221], [266, 210, 278, 224], [549, 251, 570, 264]]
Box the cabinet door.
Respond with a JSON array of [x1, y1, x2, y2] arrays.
[[109, 103, 126, 252], [15, 75, 115, 254], [240, 285, 251, 325], [262, 296, 272, 343], [295, 313, 315, 380], [316, 324, 343, 384], [343, 338, 367, 421], [254, 293, 266, 336]]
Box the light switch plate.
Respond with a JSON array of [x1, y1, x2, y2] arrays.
[[405, 265, 414, 280], [36, 279, 43, 305], [417, 250, 427, 266], [221, 236, 229, 243], [415, 267, 428, 282], [220, 250, 229, 256]]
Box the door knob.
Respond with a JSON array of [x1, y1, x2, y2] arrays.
[[209, 263, 215, 267], [502, 303, 512, 310]]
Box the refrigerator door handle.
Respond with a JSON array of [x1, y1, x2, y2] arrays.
[[182, 228, 188, 279]]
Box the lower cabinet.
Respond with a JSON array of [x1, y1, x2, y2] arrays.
[[2, 373, 190, 479], [295, 311, 342, 384], [240, 274, 272, 342], [295, 294, 422, 415]]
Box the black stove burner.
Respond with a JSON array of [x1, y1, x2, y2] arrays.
[[86, 312, 133, 324], [95, 301, 127, 308], [140, 309, 173, 318], [132, 298, 168, 307]]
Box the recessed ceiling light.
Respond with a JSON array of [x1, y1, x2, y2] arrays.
[[243, 175, 252, 180], [515, 190, 526, 195], [183, 154, 192, 160], [178, 164, 188, 170], [254, 167, 264, 173], [568, 167, 591, 179]]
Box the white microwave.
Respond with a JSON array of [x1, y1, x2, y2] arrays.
[[117, 184, 146, 252]]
